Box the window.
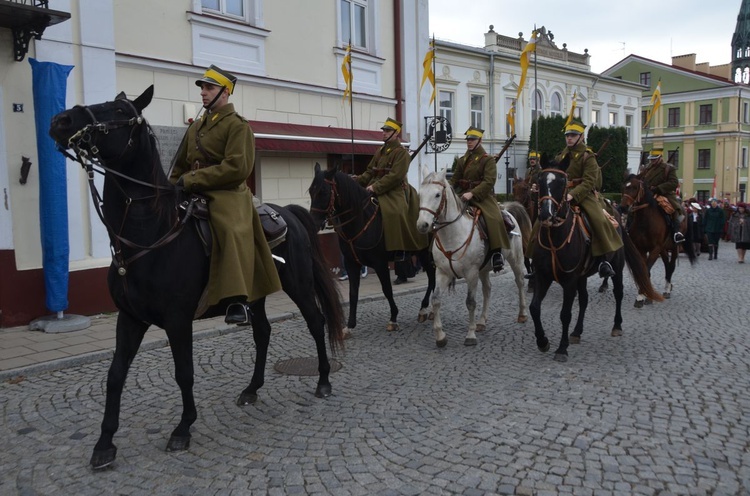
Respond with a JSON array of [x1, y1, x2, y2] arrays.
[[696, 191, 710, 203], [470, 95, 484, 129], [202, 0, 244, 18], [608, 112, 618, 126], [341, 0, 368, 49], [742, 147, 748, 169], [625, 115, 633, 144], [439, 90, 453, 126], [698, 149, 711, 169], [505, 97, 515, 137], [550, 92, 562, 118], [532, 90, 543, 121], [591, 109, 600, 126], [699, 104, 712, 125], [640, 72, 651, 87], [668, 108, 680, 127], [744, 102, 750, 123], [641, 109, 648, 128], [669, 149, 679, 169]]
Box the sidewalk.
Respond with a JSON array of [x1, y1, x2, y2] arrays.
[[0, 268, 435, 380]]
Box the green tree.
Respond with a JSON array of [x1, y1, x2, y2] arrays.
[[586, 125, 628, 194], [527, 115, 566, 165]]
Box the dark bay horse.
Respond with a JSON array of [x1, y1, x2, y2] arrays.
[[49, 86, 344, 470], [529, 165, 663, 362], [309, 164, 435, 334], [620, 174, 696, 306], [512, 177, 537, 225]]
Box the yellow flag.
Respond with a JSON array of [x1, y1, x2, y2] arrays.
[[420, 41, 436, 105], [515, 31, 538, 102], [642, 80, 661, 129], [562, 91, 577, 130], [341, 44, 352, 102], [506, 100, 516, 137]]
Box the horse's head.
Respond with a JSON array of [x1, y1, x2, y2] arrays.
[[49, 86, 154, 167], [620, 174, 653, 213], [512, 178, 530, 200], [308, 162, 337, 229], [416, 165, 449, 233], [537, 166, 569, 225]]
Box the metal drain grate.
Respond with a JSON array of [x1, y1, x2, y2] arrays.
[[274, 357, 342, 376]]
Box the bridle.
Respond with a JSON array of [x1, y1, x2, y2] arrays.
[[621, 177, 648, 213], [309, 176, 382, 263], [537, 168, 571, 228], [419, 179, 480, 277], [57, 100, 188, 276]]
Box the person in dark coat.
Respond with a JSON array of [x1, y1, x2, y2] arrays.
[[702, 198, 726, 260], [357, 118, 428, 267], [171, 64, 281, 325], [685, 199, 704, 256], [450, 126, 510, 271], [728, 202, 750, 263]]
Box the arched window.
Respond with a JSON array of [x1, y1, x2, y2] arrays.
[[550, 92, 562, 118], [532, 90, 543, 121]]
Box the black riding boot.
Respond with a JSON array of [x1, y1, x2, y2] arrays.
[[708, 245, 714, 260], [392, 250, 406, 262], [672, 219, 685, 243], [713, 244, 718, 260], [492, 250, 505, 272], [225, 301, 252, 326], [596, 256, 615, 278]]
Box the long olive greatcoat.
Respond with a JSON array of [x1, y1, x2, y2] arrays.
[[357, 139, 427, 252], [171, 103, 281, 306], [451, 144, 510, 251], [640, 159, 683, 217]]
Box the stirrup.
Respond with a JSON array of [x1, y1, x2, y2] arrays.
[[598, 261, 615, 278], [225, 302, 252, 326], [492, 252, 505, 272], [393, 251, 406, 262], [673, 232, 685, 243]]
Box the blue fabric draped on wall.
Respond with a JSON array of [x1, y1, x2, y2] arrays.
[[29, 58, 74, 313]]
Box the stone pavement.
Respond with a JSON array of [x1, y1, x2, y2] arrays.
[[2, 240, 750, 495]]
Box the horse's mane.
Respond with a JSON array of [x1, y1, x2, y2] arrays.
[[333, 170, 372, 223], [627, 174, 658, 209], [135, 120, 175, 220]]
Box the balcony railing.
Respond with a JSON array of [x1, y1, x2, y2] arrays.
[[0, 0, 71, 61]]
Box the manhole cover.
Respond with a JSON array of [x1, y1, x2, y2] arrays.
[[274, 357, 343, 376]]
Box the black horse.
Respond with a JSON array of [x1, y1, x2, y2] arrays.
[[49, 86, 345, 470], [529, 164, 663, 362], [309, 164, 435, 334]]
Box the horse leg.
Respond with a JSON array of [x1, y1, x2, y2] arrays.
[[529, 276, 553, 353], [164, 320, 198, 453], [417, 249, 436, 322], [464, 274, 479, 346], [611, 256, 625, 337], [662, 250, 676, 299], [90, 311, 149, 470], [342, 259, 364, 336], [237, 298, 271, 406], [509, 244, 528, 323], [285, 287, 332, 398], [598, 276, 609, 293], [475, 268, 491, 333], [554, 284, 577, 362], [375, 262, 400, 332], [570, 278, 589, 344], [432, 272, 450, 348]]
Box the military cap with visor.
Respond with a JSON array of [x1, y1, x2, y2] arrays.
[[563, 117, 586, 135], [195, 64, 238, 94], [381, 117, 402, 132], [648, 147, 664, 160], [464, 126, 484, 140]]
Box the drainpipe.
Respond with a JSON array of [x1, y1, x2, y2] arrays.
[[394, 0, 404, 126], [738, 87, 743, 202], [489, 52, 494, 156]]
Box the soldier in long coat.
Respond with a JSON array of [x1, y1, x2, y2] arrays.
[[357, 118, 428, 260], [171, 64, 281, 325], [527, 118, 622, 279], [450, 126, 510, 271], [640, 147, 685, 243]]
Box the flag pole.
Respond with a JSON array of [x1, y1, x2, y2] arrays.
[[533, 25, 538, 154], [432, 35, 438, 172], [348, 41, 355, 170]]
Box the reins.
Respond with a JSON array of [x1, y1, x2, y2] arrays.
[[60, 101, 187, 275]]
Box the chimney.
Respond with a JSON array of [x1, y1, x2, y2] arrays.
[[672, 53, 697, 71]]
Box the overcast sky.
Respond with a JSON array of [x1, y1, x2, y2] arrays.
[[429, 0, 740, 74]]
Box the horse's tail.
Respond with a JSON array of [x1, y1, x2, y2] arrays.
[[284, 204, 346, 353], [621, 226, 665, 302], [502, 201, 532, 256], [682, 216, 697, 264]]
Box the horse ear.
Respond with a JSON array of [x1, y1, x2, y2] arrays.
[[420, 164, 430, 183], [114, 91, 127, 101], [314, 162, 321, 174], [132, 85, 154, 113], [436, 168, 447, 182], [323, 165, 336, 180]]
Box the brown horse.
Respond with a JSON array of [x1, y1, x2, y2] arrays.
[[512, 177, 537, 225], [620, 174, 697, 307]]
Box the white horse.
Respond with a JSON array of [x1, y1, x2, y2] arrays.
[[417, 166, 530, 348]]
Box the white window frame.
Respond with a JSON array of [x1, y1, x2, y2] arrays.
[[625, 114, 633, 145], [591, 109, 600, 126], [743, 147, 748, 169], [550, 92, 562, 118], [197, 0, 263, 27], [608, 111, 618, 127], [505, 97, 515, 138], [439, 90, 454, 127], [339, 0, 375, 53], [470, 94, 484, 129], [532, 89, 543, 121], [744, 102, 749, 124]]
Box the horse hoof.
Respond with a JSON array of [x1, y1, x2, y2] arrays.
[[538, 339, 550, 353], [554, 353, 568, 362], [386, 322, 400, 332], [598, 285, 608, 293], [464, 338, 478, 346], [315, 384, 332, 398], [166, 435, 190, 452], [611, 328, 623, 337], [428, 312, 435, 320], [342, 328, 353, 340], [517, 315, 528, 324], [569, 335, 581, 344], [436, 338, 448, 348], [90, 447, 117, 470], [634, 300, 644, 308], [236, 391, 259, 406], [662, 292, 671, 299], [476, 324, 486, 332], [417, 314, 427, 323]]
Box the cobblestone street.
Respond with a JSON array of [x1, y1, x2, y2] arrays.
[[2, 242, 750, 495]]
